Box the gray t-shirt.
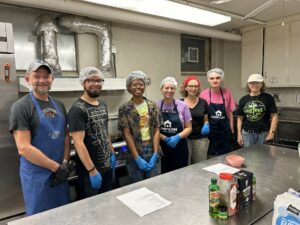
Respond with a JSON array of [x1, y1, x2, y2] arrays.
[[9, 94, 67, 137]]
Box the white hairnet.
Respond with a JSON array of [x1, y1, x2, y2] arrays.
[[79, 67, 104, 86], [126, 71, 149, 90], [160, 77, 177, 88], [207, 68, 225, 80]]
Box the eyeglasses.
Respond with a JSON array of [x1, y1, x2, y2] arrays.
[[248, 82, 261, 85], [187, 85, 199, 89], [86, 79, 104, 85]]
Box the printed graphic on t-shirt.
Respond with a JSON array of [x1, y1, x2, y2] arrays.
[[42, 108, 58, 118], [243, 101, 266, 121], [135, 102, 150, 141]]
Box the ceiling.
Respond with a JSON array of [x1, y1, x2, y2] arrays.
[[3, 0, 300, 40], [185, 0, 300, 31]]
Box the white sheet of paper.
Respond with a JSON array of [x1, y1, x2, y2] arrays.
[[202, 163, 240, 175], [117, 187, 172, 217]]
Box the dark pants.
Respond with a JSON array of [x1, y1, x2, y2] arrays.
[[75, 169, 113, 200]]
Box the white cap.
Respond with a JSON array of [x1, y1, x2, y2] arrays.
[[248, 74, 264, 82], [79, 67, 104, 86]]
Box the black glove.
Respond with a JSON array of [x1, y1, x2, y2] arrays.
[[50, 162, 70, 187]]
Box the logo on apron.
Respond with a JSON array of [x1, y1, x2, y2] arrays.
[[161, 119, 178, 134], [211, 110, 225, 120], [48, 130, 61, 139]]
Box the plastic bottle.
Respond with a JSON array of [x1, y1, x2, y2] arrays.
[[219, 173, 237, 217], [252, 175, 256, 201], [209, 178, 220, 217]]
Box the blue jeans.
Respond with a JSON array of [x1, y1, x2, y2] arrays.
[[126, 143, 159, 183], [242, 129, 268, 148], [76, 169, 113, 200]]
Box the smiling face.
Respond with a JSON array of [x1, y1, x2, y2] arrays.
[[128, 79, 145, 98], [161, 83, 176, 100], [208, 72, 222, 88], [248, 82, 263, 94], [25, 67, 53, 96], [83, 75, 104, 98], [185, 79, 200, 97]]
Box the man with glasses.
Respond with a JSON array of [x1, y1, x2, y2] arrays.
[[68, 67, 116, 199], [9, 60, 70, 215]]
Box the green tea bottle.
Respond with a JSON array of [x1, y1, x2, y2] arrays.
[[209, 178, 220, 217], [252, 175, 256, 200]]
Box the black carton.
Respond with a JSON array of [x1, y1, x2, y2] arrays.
[[233, 170, 253, 210]]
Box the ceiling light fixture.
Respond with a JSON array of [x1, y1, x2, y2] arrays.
[[80, 0, 231, 26]]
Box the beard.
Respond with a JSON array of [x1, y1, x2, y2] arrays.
[[86, 89, 101, 98], [33, 84, 51, 95]]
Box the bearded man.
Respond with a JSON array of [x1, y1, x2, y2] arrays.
[[9, 60, 71, 215], [68, 67, 115, 199]]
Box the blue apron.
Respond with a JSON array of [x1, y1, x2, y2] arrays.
[[207, 88, 232, 155], [20, 92, 70, 215], [159, 100, 188, 173]]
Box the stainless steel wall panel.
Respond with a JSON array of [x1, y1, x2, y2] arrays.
[[57, 33, 76, 71], [0, 146, 24, 219], [0, 4, 76, 73]]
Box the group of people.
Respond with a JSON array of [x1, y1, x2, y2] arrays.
[[9, 60, 278, 216]]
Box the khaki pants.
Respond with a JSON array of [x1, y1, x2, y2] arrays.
[[187, 138, 209, 165]]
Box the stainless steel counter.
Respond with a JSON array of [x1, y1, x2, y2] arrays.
[[8, 144, 300, 225]]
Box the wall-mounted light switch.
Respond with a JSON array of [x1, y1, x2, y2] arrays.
[[112, 45, 117, 54]]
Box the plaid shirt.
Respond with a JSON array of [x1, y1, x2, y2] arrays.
[[118, 97, 161, 154]]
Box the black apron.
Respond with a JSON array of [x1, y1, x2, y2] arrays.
[[160, 100, 189, 173], [207, 88, 232, 155]]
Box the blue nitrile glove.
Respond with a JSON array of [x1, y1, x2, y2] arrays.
[[148, 152, 159, 170], [110, 153, 116, 169], [201, 123, 210, 135], [167, 134, 181, 148], [163, 136, 170, 144], [135, 155, 151, 171], [89, 171, 102, 189]]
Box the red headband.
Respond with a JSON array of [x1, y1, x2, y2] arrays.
[[183, 76, 201, 87]]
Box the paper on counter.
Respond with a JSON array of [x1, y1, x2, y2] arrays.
[[117, 187, 172, 217], [202, 163, 240, 175]]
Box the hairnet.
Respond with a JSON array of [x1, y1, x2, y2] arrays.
[[182, 76, 201, 88], [79, 67, 104, 86], [207, 68, 225, 80], [126, 71, 149, 90], [160, 77, 177, 88]]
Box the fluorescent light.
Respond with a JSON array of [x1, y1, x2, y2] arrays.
[[81, 0, 231, 26]]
